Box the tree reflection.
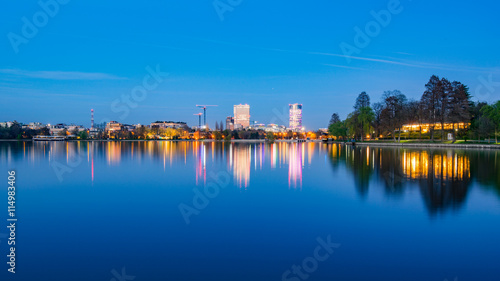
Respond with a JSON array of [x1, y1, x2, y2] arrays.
[[326, 144, 499, 215], [415, 151, 470, 215], [1, 141, 498, 213]]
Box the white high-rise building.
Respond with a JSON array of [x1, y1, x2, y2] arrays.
[[234, 104, 250, 129], [289, 103, 303, 131]]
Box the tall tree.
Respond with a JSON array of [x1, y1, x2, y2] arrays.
[[381, 90, 407, 142], [372, 102, 384, 138], [329, 113, 341, 126], [328, 119, 347, 140], [405, 100, 421, 140], [354, 91, 370, 111], [352, 92, 372, 141], [421, 75, 442, 141], [345, 112, 359, 139], [449, 81, 471, 141], [358, 106, 375, 141], [439, 78, 453, 140], [481, 101, 500, 143], [469, 102, 491, 141]]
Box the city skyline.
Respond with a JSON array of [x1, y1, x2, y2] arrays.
[[1, 1, 499, 130], [2, 2, 499, 281], [1, 102, 306, 130]]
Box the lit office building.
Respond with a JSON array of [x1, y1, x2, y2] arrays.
[[226, 116, 235, 131], [289, 103, 303, 131], [234, 104, 250, 129]]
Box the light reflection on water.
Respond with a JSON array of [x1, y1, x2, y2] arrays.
[[1, 141, 500, 281], [1, 141, 499, 212]]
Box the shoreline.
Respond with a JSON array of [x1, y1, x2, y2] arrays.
[[354, 141, 500, 150], [1, 139, 498, 149], [0, 139, 315, 143]]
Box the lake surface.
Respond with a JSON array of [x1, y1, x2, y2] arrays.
[[1, 141, 499, 281]]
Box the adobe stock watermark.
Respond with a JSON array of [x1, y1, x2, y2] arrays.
[[110, 64, 169, 120], [110, 267, 135, 281], [51, 150, 84, 182], [7, 0, 70, 54], [339, 0, 405, 63], [213, 0, 243, 21], [270, 105, 290, 127], [281, 235, 340, 281], [475, 73, 500, 101], [178, 170, 231, 224]]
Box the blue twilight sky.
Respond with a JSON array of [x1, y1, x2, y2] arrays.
[[1, 0, 499, 130]]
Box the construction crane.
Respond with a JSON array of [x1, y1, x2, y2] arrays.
[[196, 105, 218, 127], [193, 113, 202, 128]]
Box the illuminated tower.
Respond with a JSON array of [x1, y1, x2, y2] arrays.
[[289, 103, 302, 131], [91, 109, 94, 129], [234, 104, 250, 129]]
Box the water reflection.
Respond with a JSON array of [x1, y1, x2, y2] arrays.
[[1, 141, 498, 215], [195, 142, 206, 185], [288, 143, 303, 189], [327, 144, 499, 215], [229, 144, 251, 189]]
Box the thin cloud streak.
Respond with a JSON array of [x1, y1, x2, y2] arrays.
[[321, 64, 368, 71], [308, 52, 497, 73], [185, 37, 498, 74], [0, 69, 126, 80]]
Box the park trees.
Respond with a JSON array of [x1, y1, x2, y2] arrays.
[[380, 90, 407, 142], [349, 92, 374, 141], [358, 106, 375, 141], [328, 113, 347, 140], [329, 113, 341, 127], [448, 81, 471, 140], [481, 101, 500, 143], [420, 75, 442, 141]]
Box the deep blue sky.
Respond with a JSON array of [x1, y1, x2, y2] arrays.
[[1, 0, 499, 129]]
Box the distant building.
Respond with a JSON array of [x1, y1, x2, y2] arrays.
[[265, 124, 286, 133], [122, 124, 136, 132], [49, 124, 66, 136], [401, 122, 469, 133], [106, 121, 123, 132], [150, 121, 186, 129], [250, 123, 266, 130], [234, 104, 250, 129], [0, 122, 14, 128], [66, 125, 85, 134], [226, 116, 234, 131], [289, 103, 303, 131], [89, 127, 100, 138], [93, 122, 107, 130], [26, 122, 44, 130]]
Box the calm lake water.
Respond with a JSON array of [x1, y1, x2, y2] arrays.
[[1, 141, 499, 281]]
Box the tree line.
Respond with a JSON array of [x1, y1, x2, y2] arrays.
[[328, 75, 500, 143], [0, 123, 49, 139]]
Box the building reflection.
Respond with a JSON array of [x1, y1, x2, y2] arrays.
[[2, 141, 498, 216], [401, 151, 470, 181], [229, 144, 251, 189], [195, 142, 206, 185], [410, 151, 471, 214], [328, 144, 478, 215], [288, 143, 303, 189], [106, 141, 121, 164]]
